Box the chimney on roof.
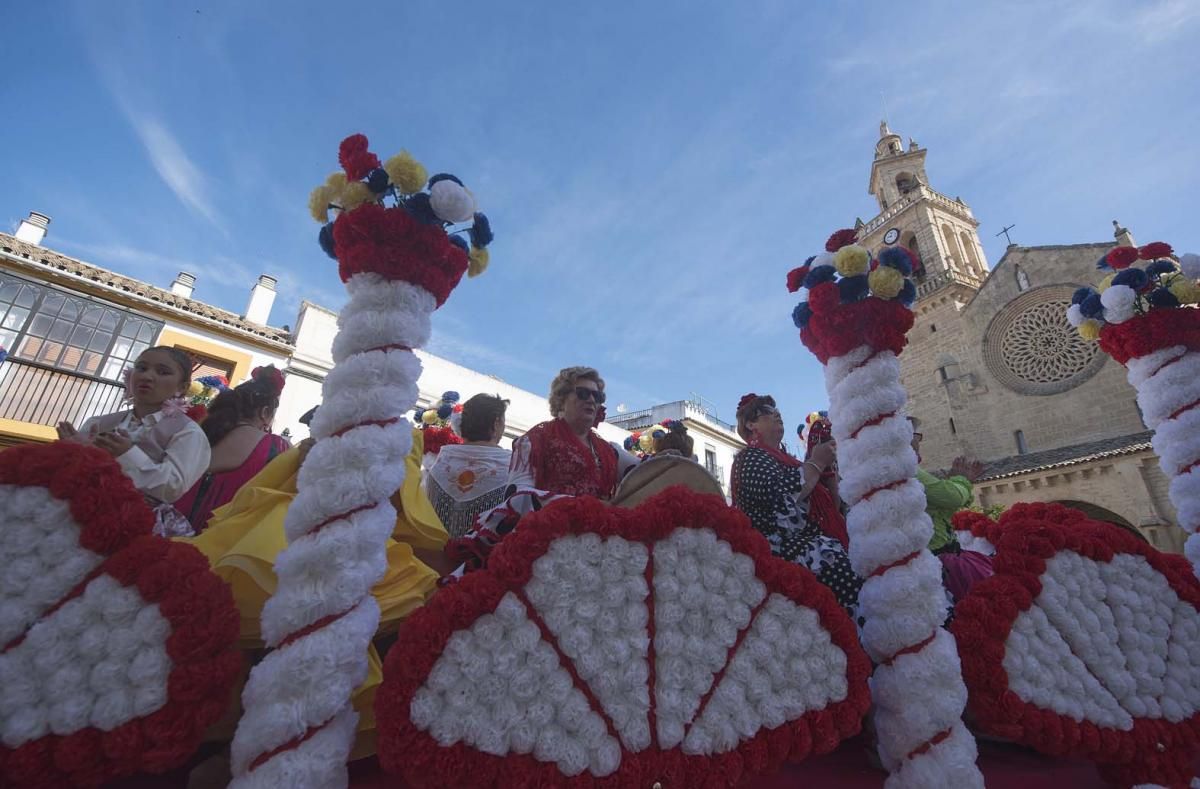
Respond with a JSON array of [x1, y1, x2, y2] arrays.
[[170, 272, 196, 299], [15, 212, 50, 246], [244, 274, 277, 325]]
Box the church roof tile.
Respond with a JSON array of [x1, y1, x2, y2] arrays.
[[979, 430, 1154, 481]]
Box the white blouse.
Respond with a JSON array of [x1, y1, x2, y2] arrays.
[[77, 410, 210, 504]]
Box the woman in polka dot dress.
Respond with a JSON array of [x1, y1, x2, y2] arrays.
[[730, 393, 863, 624]]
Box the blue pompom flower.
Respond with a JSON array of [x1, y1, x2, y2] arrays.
[[1112, 268, 1149, 291], [436, 403, 454, 419], [1146, 259, 1176, 278], [1148, 287, 1180, 308], [427, 173, 464, 188], [792, 302, 812, 329], [469, 212, 494, 248], [366, 168, 390, 194], [403, 193, 441, 224], [1080, 293, 1104, 318], [878, 246, 913, 275], [442, 391, 461, 403], [898, 279, 917, 306], [1071, 287, 1094, 305], [803, 265, 838, 289], [318, 223, 337, 259], [837, 274, 870, 303]]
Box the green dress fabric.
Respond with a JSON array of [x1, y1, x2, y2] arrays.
[[916, 468, 974, 552]]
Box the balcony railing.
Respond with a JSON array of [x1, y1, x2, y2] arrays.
[[0, 358, 127, 429]]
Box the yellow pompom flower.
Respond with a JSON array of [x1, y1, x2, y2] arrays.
[[1078, 319, 1102, 340], [638, 433, 655, 452], [187, 380, 205, 397], [868, 265, 904, 299], [308, 184, 333, 224], [384, 151, 428, 194], [1097, 273, 1115, 292], [833, 244, 870, 276], [421, 410, 439, 425], [1168, 277, 1200, 304], [468, 246, 490, 278], [339, 181, 374, 211]]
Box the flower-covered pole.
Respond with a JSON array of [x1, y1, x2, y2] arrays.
[[790, 231, 983, 788], [228, 135, 493, 788], [1068, 243, 1200, 579]]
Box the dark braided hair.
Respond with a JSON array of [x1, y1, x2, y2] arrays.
[[201, 366, 284, 446]]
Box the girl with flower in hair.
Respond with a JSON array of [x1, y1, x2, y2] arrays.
[[172, 366, 291, 534], [730, 393, 861, 621], [55, 345, 210, 537]]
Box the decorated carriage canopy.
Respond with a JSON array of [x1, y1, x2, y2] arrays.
[[2, 139, 1200, 789]]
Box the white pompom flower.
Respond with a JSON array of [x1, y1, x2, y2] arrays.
[[1100, 284, 1137, 324], [1065, 303, 1084, 328], [429, 180, 476, 223], [1179, 252, 1200, 281]]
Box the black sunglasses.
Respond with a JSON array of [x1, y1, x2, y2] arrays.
[[574, 386, 606, 404]]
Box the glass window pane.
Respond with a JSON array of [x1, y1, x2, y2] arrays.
[[60, 345, 84, 370], [88, 330, 112, 352], [69, 326, 93, 347], [102, 358, 126, 380], [2, 307, 29, 331], [98, 310, 119, 332], [18, 336, 43, 358], [130, 341, 149, 360], [137, 323, 156, 343], [0, 282, 20, 304], [42, 292, 64, 314], [59, 300, 79, 320], [36, 340, 63, 365], [111, 336, 132, 359], [80, 352, 102, 375], [28, 314, 52, 337], [15, 286, 39, 308], [120, 320, 139, 338], [80, 307, 101, 327], [0, 328, 17, 348], [49, 319, 72, 342]]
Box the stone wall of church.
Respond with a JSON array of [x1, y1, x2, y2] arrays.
[[902, 243, 1147, 469], [974, 450, 1184, 553]]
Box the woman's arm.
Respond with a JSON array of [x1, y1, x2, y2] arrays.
[[117, 422, 212, 503]]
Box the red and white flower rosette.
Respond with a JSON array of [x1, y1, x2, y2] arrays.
[[376, 488, 871, 787], [795, 231, 984, 787], [229, 135, 482, 787], [1097, 308, 1200, 580], [0, 442, 241, 788], [954, 503, 1200, 788]]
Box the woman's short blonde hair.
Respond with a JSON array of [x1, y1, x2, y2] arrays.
[[548, 366, 604, 417]]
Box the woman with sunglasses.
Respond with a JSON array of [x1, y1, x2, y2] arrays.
[[506, 366, 630, 498], [446, 366, 638, 574], [731, 393, 862, 622]]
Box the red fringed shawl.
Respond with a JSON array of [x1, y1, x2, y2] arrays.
[[526, 418, 619, 499]]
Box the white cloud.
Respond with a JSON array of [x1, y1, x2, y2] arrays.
[[125, 114, 226, 233]]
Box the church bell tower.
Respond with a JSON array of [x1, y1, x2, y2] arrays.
[[855, 122, 988, 303]]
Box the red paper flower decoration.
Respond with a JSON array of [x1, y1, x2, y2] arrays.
[[953, 507, 1200, 787], [1106, 246, 1140, 270], [333, 203, 470, 305], [338, 133, 381, 181], [1138, 241, 1174, 261], [807, 281, 840, 314], [376, 488, 871, 787], [422, 425, 464, 456], [800, 297, 915, 364], [786, 266, 810, 293], [824, 229, 858, 252], [1098, 307, 1200, 365], [0, 443, 241, 788]]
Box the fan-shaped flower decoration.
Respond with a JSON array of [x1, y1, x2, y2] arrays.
[[0, 442, 241, 788], [376, 488, 871, 787], [1068, 248, 1200, 581], [792, 230, 983, 787], [953, 503, 1200, 787]]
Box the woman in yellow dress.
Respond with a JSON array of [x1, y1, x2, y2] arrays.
[[182, 426, 449, 759]]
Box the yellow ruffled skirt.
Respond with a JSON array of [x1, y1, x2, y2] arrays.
[[182, 429, 446, 758]]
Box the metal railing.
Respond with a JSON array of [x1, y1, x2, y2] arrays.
[[0, 358, 127, 429]]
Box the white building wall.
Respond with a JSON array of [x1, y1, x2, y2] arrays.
[[276, 301, 629, 448]]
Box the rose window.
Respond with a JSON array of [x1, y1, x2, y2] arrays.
[[984, 288, 1107, 395]]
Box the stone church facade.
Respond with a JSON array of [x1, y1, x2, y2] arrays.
[[849, 123, 1183, 552]]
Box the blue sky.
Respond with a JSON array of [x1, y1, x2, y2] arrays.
[[2, 1, 1198, 444]]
